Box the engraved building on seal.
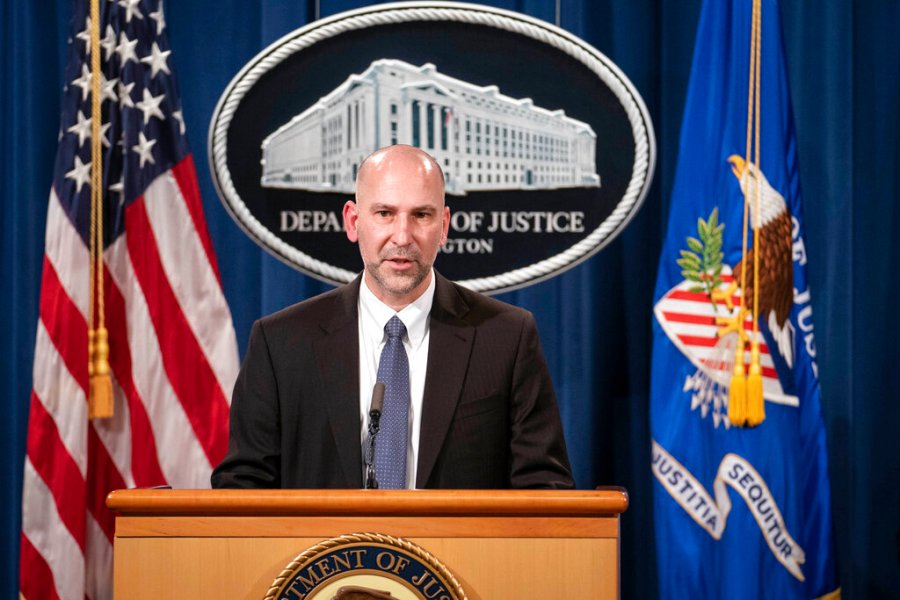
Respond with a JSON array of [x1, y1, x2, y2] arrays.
[[260, 59, 600, 196]]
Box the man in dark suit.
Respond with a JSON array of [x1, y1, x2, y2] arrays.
[[212, 145, 572, 489]]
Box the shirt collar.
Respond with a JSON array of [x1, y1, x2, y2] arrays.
[[359, 270, 435, 349]]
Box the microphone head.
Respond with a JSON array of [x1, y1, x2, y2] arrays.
[[370, 382, 386, 416]]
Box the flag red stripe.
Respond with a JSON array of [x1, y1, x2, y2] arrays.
[[103, 266, 168, 487], [171, 156, 222, 284], [662, 311, 716, 325], [125, 197, 230, 464], [87, 426, 126, 543], [26, 392, 87, 552], [20, 534, 62, 600], [40, 256, 88, 389], [664, 310, 773, 352], [677, 333, 770, 354], [678, 334, 724, 348], [668, 290, 743, 306]]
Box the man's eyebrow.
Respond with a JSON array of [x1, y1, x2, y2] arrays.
[[368, 203, 437, 213]]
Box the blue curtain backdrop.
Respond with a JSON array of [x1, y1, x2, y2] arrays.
[[2, 1, 898, 598]]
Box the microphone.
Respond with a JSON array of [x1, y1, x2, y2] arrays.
[[365, 382, 386, 489], [369, 382, 385, 423]]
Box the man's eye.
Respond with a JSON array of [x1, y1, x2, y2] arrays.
[[376, 210, 391, 217]]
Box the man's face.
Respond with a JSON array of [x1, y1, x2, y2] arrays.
[[344, 148, 450, 310]]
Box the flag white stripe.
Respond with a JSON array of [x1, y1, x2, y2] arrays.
[[701, 351, 777, 369], [90, 373, 136, 489], [45, 190, 89, 320], [84, 513, 113, 600], [658, 297, 739, 317], [143, 171, 239, 400], [21, 459, 85, 600], [33, 321, 88, 477], [666, 321, 735, 338], [685, 344, 776, 371], [105, 236, 213, 488], [666, 320, 774, 353]]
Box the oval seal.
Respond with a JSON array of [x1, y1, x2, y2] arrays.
[[210, 2, 655, 294], [264, 532, 467, 600]]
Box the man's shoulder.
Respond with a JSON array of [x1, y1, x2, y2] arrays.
[[257, 278, 359, 334], [435, 274, 533, 325]]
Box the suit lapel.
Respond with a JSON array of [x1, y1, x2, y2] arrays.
[[313, 278, 363, 488], [416, 274, 474, 488]]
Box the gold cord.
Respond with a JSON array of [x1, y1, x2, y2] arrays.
[[730, 0, 764, 427], [88, 0, 113, 419]]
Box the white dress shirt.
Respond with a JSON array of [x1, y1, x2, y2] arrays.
[[357, 271, 435, 488]]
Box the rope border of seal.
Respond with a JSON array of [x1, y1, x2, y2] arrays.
[[209, 1, 656, 293], [262, 531, 468, 600]]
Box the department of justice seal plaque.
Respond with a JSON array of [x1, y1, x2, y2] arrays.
[[264, 533, 467, 600], [210, 1, 655, 294]]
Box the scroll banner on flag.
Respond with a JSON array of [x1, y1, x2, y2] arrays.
[[19, 1, 239, 598], [649, 0, 839, 598]]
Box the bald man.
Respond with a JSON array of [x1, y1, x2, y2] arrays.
[[212, 145, 573, 490]]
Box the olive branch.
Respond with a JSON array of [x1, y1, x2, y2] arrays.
[[677, 207, 724, 310]]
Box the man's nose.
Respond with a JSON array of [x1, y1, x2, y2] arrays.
[[391, 214, 412, 245]]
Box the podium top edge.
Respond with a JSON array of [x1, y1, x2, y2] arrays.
[[106, 488, 629, 517]]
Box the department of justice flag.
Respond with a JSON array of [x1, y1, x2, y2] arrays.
[[19, 1, 239, 598], [650, 0, 839, 598]]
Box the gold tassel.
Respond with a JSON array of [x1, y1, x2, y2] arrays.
[[746, 342, 765, 426], [89, 327, 114, 419], [728, 353, 747, 427]]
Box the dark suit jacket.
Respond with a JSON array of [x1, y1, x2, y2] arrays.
[[211, 272, 573, 489]]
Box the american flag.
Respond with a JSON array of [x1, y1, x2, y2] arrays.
[[19, 1, 239, 598]]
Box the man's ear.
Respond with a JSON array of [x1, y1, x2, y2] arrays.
[[343, 200, 359, 242], [441, 205, 450, 245]]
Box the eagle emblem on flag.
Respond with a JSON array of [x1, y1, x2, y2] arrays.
[[653, 157, 799, 428]]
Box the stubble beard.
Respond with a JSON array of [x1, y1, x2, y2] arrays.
[[365, 248, 431, 300]]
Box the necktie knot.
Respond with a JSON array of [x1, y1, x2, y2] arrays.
[[384, 316, 406, 341]]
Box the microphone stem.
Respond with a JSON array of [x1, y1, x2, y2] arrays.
[[365, 414, 380, 489]]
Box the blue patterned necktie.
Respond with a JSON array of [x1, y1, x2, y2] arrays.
[[374, 316, 410, 489]]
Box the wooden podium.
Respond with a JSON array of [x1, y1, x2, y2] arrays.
[[107, 488, 628, 599]]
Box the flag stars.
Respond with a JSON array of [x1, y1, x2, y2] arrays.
[[101, 25, 118, 60], [101, 73, 119, 104], [132, 132, 157, 167], [118, 0, 144, 23], [149, 2, 166, 34], [109, 177, 126, 206], [71, 64, 93, 101], [65, 156, 92, 193], [173, 109, 186, 135], [75, 16, 92, 54], [140, 42, 171, 78], [70, 67, 116, 105], [117, 80, 135, 108], [115, 32, 139, 66], [67, 110, 93, 147], [99, 121, 112, 148], [66, 111, 110, 149], [136, 88, 166, 125]]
